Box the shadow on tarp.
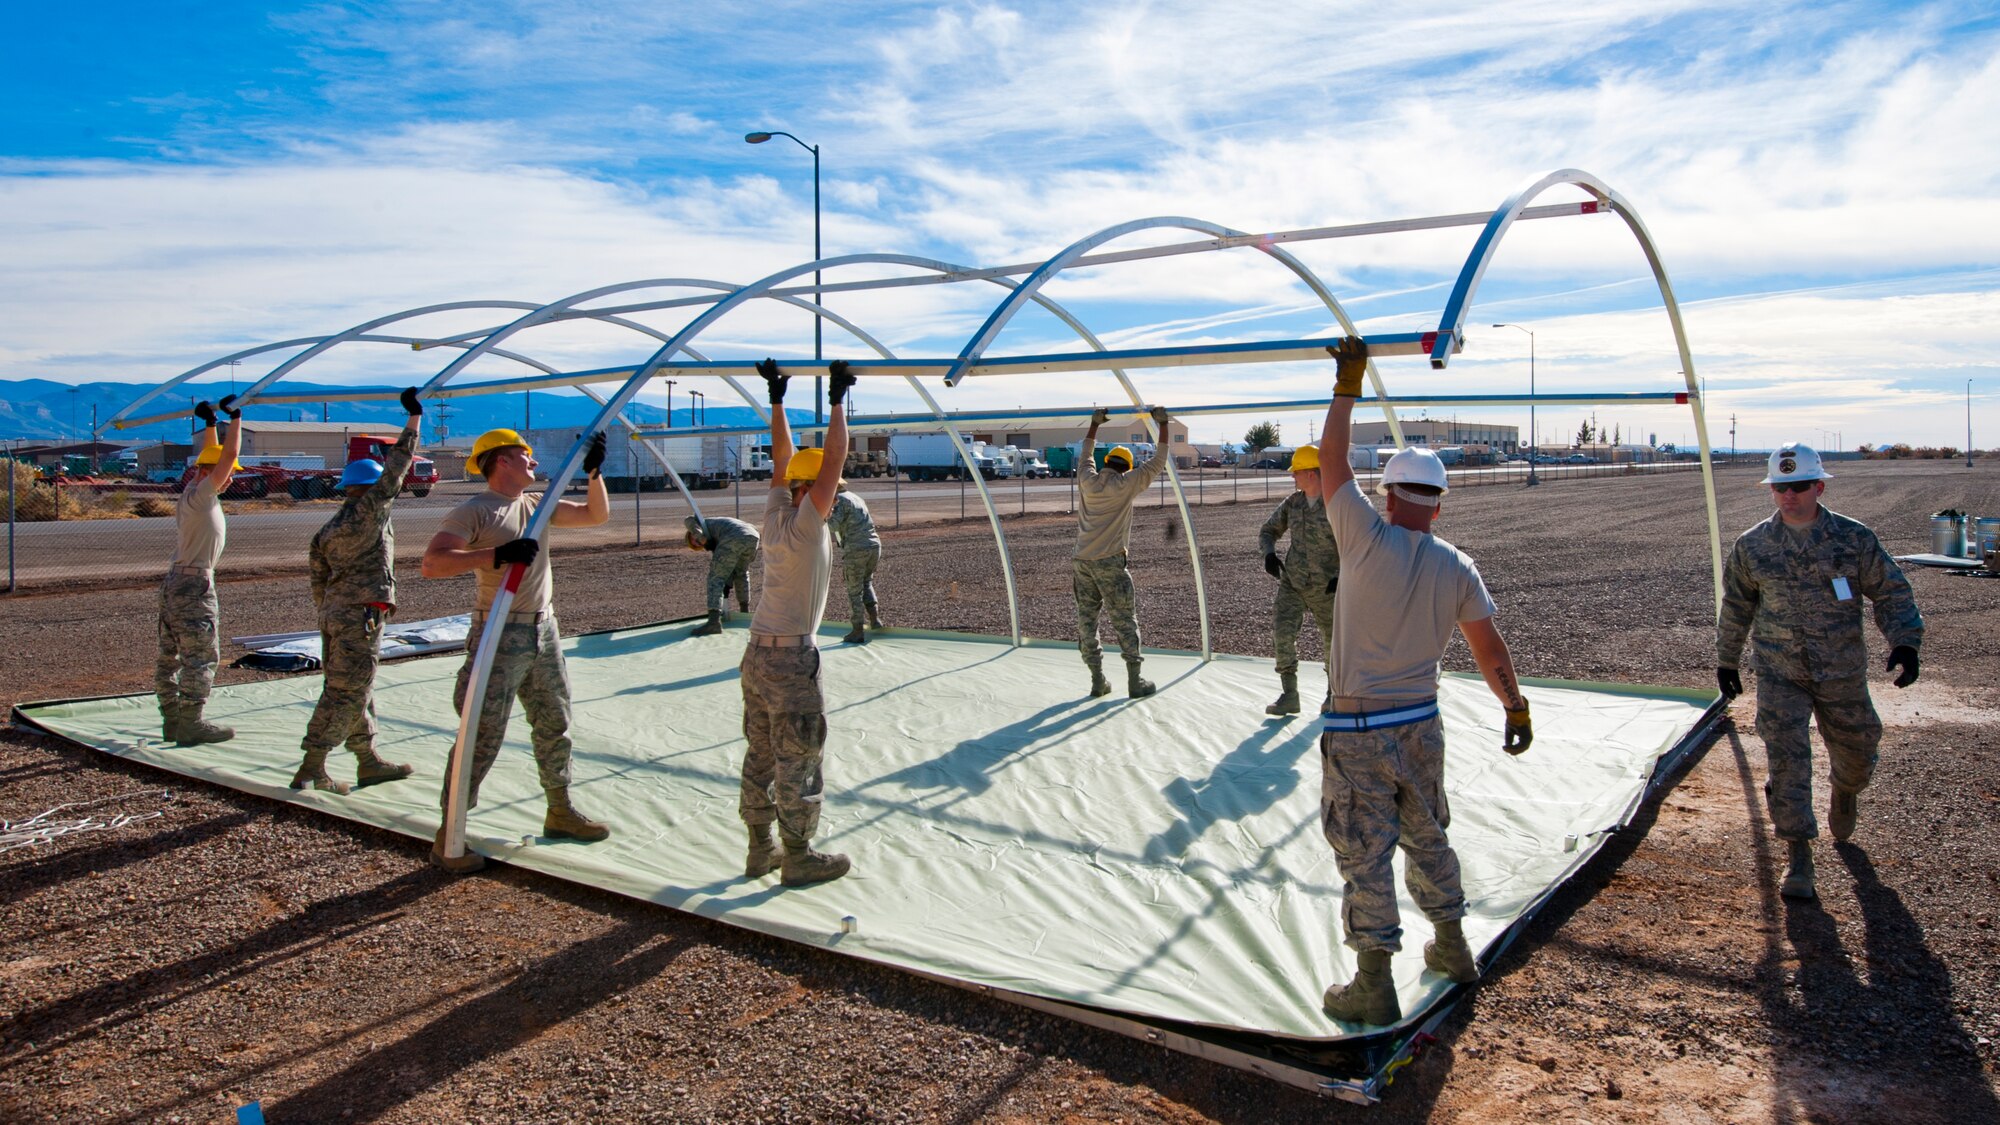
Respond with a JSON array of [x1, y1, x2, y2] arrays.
[[10, 617, 1723, 1101]]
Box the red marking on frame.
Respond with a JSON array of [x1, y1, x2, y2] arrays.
[[1675, 393, 1689, 404], [1420, 332, 1439, 354], [1581, 201, 1601, 214], [503, 563, 525, 594]]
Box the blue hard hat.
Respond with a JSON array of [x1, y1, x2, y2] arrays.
[[339, 458, 384, 488]]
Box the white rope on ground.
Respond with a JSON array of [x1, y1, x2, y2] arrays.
[[0, 789, 172, 854]]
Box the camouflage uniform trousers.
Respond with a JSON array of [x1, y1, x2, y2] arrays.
[[155, 569, 220, 707], [738, 644, 829, 846], [1273, 573, 1335, 678], [1321, 713, 1466, 952], [446, 612, 575, 808], [1073, 554, 1142, 667], [302, 603, 387, 754], [842, 545, 881, 624], [706, 539, 758, 613], [1754, 670, 1881, 840]]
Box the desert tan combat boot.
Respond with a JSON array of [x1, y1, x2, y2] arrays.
[[1322, 949, 1401, 1026], [866, 604, 884, 630], [1781, 838, 1816, 900], [175, 703, 235, 746], [1423, 918, 1480, 983], [1087, 661, 1112, 698], [1126, 663, 1157, 699], [1830, 787, 1859, 842], [1266, 672, 1300, 716], [158, 700, 183, 743], [745, 824, 779, 878], [780, 841, 851, 887], [690, 611, 724, 637], [543, 787, 611, 842], [351, 746, 414, 788], [842, 623, 868, 645], [289, 746, 352, 795]]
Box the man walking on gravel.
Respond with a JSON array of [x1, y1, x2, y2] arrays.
[[1715, 441, 1923, 900], [828, 482, 884, 645], [737, 357, 856, 888], [1259, 444, 1341, 716], [685, 513, 759, 636], [1073, 406, 1175, 699], [1314, 337, 1534, 1027], [289, 388, 425, 795], [156, 396, 244, 747], [421, 426, 614, 872]]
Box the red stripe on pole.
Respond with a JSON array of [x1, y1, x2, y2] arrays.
[[1675, 393, 1689, 404], [502, 562, 526, 593], [1581, 201, 1601, 214], [1419, 332, 1438, 354]]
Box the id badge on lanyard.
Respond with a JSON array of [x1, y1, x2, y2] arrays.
[[1830, 576, 1853, 602]]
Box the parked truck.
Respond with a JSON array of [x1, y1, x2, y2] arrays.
[[176, 433, 439, 500], [1046, 441, 1156, 477], [888, 433, 1001, 481], [844, 448, 892, 479], [995, 445, 1051, 479]]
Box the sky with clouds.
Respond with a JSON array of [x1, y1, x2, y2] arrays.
[[4, 0, 1997, 451]]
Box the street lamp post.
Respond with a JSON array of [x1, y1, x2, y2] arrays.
[[1970, 380, 1976, 469], [664, 379, 676, 428], [1492, 324, 1538, 485], [746, 129, 823, 427], [690, 390, 705, 426]]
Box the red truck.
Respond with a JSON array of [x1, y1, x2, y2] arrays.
[[178, 434, 438, 499]]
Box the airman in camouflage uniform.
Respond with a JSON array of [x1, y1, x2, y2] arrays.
[[157, 398, 242, 746], [421, 427, 614, 873], [686, 514, 760, 636], [828, 487, 884, 645], [1260, 445, 1341, 715], [291, 392, 424, 795], [1074, 407, 1176, 699], [1717, 442, 1922, 899]]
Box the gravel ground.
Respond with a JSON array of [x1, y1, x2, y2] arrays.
[[1, 458, 1995, 1123]]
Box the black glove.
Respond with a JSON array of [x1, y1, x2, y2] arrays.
[[400, 387, 423, 416], [756, 358, 788, 404], [1329, 336, 1367, 398], [1090, 408, 1110, 427], [582, 432, 607, 477], [217, 394, 242, 419], [193, 401, 217, 426], [1503, 704, 1533, 755], [493, 537, 540, 568], [1326, 576, 1338, 596], [1717, 667, 1742, 699], [1264, 553, 1284, 580], [828, 359, 855, 405], [1149, 405, 1169, 426], [1886, 645, 1919, 688]]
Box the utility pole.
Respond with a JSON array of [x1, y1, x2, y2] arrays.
[[1730, 414, 1737, 462], [524, 390, 532, 432], [434, 400, 452, 443]]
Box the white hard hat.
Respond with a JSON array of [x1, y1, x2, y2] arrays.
[[1760, 442, 1830, 485], [1377, 446, 1450, 496]]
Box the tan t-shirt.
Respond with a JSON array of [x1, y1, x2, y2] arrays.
[[171, 472, 226, 570], [440, 490, 552, 615], [1324, 480, 1495, 704], [749, 485, 830, 638], [1073, 436, 1172, 560]]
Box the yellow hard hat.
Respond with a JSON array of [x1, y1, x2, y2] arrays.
[[1104, 445, 1134, 470], [1288, 445, 1320, 472], [194, 443, 241, 471], [468, 428, 532, 476], [785, 447, 826, 482]]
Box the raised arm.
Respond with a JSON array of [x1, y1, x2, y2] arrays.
[[759, 358, 793, 487], [368, 390, 424, 502], [1080, 408, 1107, 482], [1316, 337, 1365, 503], [808, 362, 854, 518], [552, 432, 611, 528]]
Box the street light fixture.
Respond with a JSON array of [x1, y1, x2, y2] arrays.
[[746, 129, 824, 427], [1492, 324, 1539, 485]]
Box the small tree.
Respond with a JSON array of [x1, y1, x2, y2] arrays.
[[1575, 419, 1595, 447], [1244, 421, 1281, 459]]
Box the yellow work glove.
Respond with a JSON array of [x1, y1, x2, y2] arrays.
[[1329, 336, 1368, 398], [1503, 703, 1532, 755]]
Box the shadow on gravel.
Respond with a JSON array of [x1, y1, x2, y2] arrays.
[[261, 919, 682, 1122], [0, 809, 256, 909], [1727, 730, 2000, 1124], [2, 867, 443, 1067]]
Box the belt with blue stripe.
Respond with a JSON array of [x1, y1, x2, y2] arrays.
[[1320, 699, 1440, 733]]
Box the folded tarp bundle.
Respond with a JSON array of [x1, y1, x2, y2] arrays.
[[229, 614, 473, 672]]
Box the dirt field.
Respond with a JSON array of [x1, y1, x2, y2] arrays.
[[2, 459, 1995, 1123]]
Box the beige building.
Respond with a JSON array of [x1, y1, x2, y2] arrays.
[[853, 419, 1192, 456], [1350, 418, 1520, 452]]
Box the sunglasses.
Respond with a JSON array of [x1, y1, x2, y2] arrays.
[[1771, 480, 1817, 494]]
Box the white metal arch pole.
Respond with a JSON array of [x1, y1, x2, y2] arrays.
[[1431, 168, 1724, 612]]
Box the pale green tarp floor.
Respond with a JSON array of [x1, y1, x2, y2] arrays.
[[16, 622, 1715, 1044]]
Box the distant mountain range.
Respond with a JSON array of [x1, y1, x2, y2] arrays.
[[0, 379, 792, 445]]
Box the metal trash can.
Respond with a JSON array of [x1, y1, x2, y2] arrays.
[[1975, 516, 2000, 559], [1931, 510, 1968, 557]]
